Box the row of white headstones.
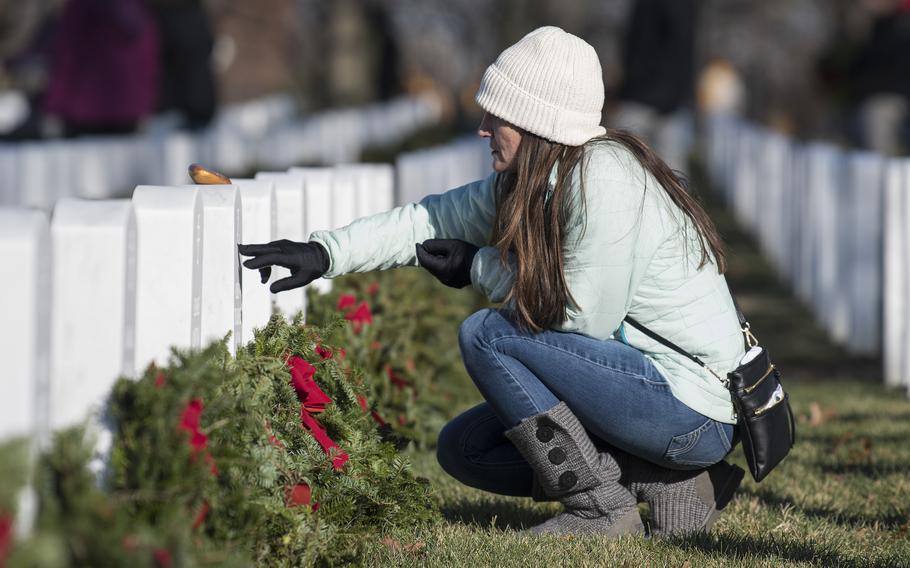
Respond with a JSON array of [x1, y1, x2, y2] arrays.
[[0, 134, 492, 452], [0, 94, 442, 210], [706, 114, 910, 393]]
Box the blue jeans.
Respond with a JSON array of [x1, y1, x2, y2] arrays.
[[437, 309, 735, 496]]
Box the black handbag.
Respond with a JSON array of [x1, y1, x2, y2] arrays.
[[624, 308, 795, 482]]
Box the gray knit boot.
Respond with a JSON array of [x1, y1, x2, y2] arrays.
[[504, 402, 644, 536], [613, 450, 744, 537]]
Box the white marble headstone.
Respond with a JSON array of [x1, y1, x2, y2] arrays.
[[337, 163, 395, 218], [330, 167, 359, 229], [132, 185, 203, 373], [72, 140, 112, 199], [198, 186, 242, 353], [883, 160, 910, 389], [394, 153, 417, 206], [805, 144, 842, 334], [758, 133, 788, 273], [50, 198, 136, 430], [0, 209, 50, 442], [18, 143, 54, 210], [202, 125, 247, 178], [734, 127, 760, 233], [254, 172, 307, 319], [845, 153, 885, 355], [232, 179, 276, 344], [0, 145, 19, 206], [795, 146, 817, 306], [124, 137, 157, 190], [287, 167, 334, 293], [159, 132, 198, 187], [782, 145, 806, 283]]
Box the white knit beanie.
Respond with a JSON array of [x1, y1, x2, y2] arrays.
[[475, 26, 606, 146]]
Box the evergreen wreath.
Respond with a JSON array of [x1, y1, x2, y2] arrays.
[[305, 268, 486, 449], [4, 314, 439, 566], [0, 269, 482, 566]]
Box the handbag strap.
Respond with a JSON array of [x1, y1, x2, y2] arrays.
[[731, 295, 759, 349], [623, 316, 703, 365], [732, 296, 747, 327], [622, 316, 723, 383], [622, 290, 755, 386]]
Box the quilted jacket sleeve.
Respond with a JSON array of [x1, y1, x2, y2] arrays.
[[470, 246, 515, 303], [310, 173, 511, 301]]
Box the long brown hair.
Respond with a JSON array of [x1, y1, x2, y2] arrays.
[[491, 128, 726, 332]]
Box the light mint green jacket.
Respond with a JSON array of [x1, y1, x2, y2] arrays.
[[311, 141, 744, 424]]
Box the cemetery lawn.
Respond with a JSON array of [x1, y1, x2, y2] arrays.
[[357, 169, 910, 567], [364, 380, 909, 568]]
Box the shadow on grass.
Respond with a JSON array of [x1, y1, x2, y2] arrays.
[[817, 459, 910, 479], [672, 532, 894, 568], [440, 496, 554, 531], [739, 484, 909, 530], [797, 431, 910, 445], [830, 411, 910, 424]]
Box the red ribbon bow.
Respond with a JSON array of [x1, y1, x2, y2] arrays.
[[176, 400, 217, 531], [357, 394, 387, 427], [287, 356, 349, 470], [288, 482, 320, 510], [153, 548, 173, 568], [345, 302, 373, 334], [315, 344, 334, 360], [385, 365, 411, 390], [0, 513, 13, 568], [289, 357, 332, 414], [179, 399, 218, 476], [336, 294, 357, 312], [192, 501, 210, 530]]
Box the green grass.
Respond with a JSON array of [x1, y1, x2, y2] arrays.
[[354, 171, 910, 567], [357, 378, 909, 568]]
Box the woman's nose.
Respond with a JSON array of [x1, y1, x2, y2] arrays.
[[477, 113, 492, 138]]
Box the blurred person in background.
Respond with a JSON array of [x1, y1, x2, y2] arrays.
[[149, 0, 217, 130], [239, 26, 746, 538], [0, 0, 61, 140], [363, 0, 401, 102], [696, 59, 745, 118], [43, 0, 159, 137], [611, 0, 697, 173], [847, 0, 910, 155], [0, 0, 64, 141], [0, 16, 58, 140]]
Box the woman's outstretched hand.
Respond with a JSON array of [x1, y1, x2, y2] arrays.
[[416, 238, 479, 289], [238, 240, 330, 293]]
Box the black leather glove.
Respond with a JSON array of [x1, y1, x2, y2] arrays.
[[238, 240, 330, 293], [415, 238, 479, 289]]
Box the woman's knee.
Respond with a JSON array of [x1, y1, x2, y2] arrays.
[[436, 416, 469, 479], [436, 403, 506, 479], [436, 406, 534, 496], [458, 309, 491, 354], [458, 308, 511, 355]]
